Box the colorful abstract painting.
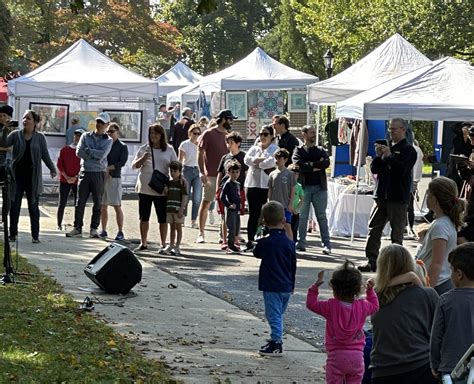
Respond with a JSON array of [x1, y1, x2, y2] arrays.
[[257, 91, 284, 119]]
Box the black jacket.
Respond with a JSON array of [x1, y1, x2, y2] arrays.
[[371, 138, 417, 203], [292, 145, 330, 190], [278, 130, 299, 165]]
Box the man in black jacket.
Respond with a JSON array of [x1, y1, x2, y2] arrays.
[[272, 115, 299, 166], [292, 125, 331, 254], [359, 118, 417, 272]]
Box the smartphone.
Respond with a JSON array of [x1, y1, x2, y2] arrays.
[[375, 139, 389, 146]]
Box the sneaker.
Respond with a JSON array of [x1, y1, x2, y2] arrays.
[[358, 263, 376, 272], [170, 247, 181, 256], [66, 228, 82, 238], [89, 229, 99, 238], [244, 242, 254, 252], [115, 231, 124, 241], [227, 244, 241, 254], [191, 220, 197, 229], [322, 246, 331, 255], [134, 244, 148, 252], [209, 211, 215, 225], [32, 238, 40, 244], [158, 245, 171, 255], [296, 244, 306, 252], [196, 233, 205, 243], [99, 229, 108, 239], [220, 242, 228, 251], [258, 341, 283, 356]]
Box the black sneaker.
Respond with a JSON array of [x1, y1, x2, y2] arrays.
[[244, 242, 254, 252], [358, 263, 376, 272], [258, 340, 283, 357]]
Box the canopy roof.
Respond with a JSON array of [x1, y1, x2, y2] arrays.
[[154, 61, 202, 96], [308, 33, 432, 105], [335, 57, 474, 121], [8, 39, 159, 100], [168, 47, 317, 102]]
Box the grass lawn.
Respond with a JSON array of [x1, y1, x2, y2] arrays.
[[0, 246, 174, 383]]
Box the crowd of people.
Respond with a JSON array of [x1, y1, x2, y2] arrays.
[[0, 103, 472, 382]]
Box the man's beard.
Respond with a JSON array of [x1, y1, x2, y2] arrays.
[[223, 121, 232, 131]]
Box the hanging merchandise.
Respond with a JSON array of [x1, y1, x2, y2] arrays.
[[337, 118, 350, 144], [350, 120, 369, 167], [248, 90, 258, 118], [257, 91, 284, 119]]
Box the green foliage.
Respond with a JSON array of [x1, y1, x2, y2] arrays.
[[0, 250, 172, 383], [0, 0, 12, 74], [160, 0, 278, 75], [4, 0, 182, 77]]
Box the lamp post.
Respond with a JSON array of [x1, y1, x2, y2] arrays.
[[323, 49, 334, 125]]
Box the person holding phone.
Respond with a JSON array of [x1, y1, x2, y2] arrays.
[[358, 118, 417, 272]]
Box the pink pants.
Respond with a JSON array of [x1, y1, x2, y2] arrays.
[[325, 349, 364, 384]]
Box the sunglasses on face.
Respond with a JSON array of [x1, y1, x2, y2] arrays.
[[107, 130, 116, 134], [259, 132, 270, 137]]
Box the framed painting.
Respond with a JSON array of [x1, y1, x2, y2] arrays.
[[225, 91, 247, 120], [103, 109, 142, 143], [29, 102, 69, 136], [287, 91, 307, 112], [71, 111, 98, 132]]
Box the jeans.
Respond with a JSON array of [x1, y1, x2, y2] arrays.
[[57, 182, 78, 227], [365, 200, 407, 265], [263, 291, 291, 342], [247, 187, 268, 242], [298, 185, 330, 249], [225, 208, 240, 245], [183, 166, 202, 221], [10, 171, 40, 240], [326, 350, 364, 384], [73, 171, 105, 231]]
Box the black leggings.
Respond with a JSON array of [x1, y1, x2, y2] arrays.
[[246, 187, 268, 242], [57, 182, 78, 227]]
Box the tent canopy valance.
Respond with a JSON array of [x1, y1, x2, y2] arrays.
[[154, 61, 202, 96], [307, 33, 432, 105], [8, 39, 159, 100], [335, 57, 474, 121], [167, 47, 318, 103]]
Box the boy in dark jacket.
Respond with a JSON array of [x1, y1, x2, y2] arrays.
[[220, 160, 241, 254], [254, 201, 297, 356]]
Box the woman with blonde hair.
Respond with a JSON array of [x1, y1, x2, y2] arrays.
[[370, 244, 438, 383], [416, 176, 465, 294]]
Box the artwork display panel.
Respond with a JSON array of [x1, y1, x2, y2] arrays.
[[225, 91, 248, 120], [103, 110, 142, 142], [287, 91, 307, 112], [29, 102, 69, 136]]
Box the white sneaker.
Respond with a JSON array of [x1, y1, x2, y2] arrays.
[[171, 247, 181, 256], [196, 233, 205, 243], [162, 245, 174, 254], [89, 228, 99, 238], [191, 220, 197, 229], [322, 246, 332, 255], [209, 211, 215, 225]]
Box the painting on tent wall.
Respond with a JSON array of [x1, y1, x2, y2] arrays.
[[104, 110, 142, 143], [288, 91, 307, 112], [29, 102, 69, 136], [71, 111, 98, 132], [226, 91, 247, 120]]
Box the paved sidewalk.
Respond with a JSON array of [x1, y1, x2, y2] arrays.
[[10, 203, 326, 383]]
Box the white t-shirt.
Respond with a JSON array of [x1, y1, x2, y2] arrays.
[[416, 215, 457, 286], [178, 139, 198, 167]]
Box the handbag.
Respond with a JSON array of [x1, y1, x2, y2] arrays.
[[148, 146, 169, 194]]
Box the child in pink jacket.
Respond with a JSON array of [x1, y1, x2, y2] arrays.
[[306, 260, 379, 384]]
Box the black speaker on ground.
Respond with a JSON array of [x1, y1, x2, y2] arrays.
[[84, 242, 142, 294]]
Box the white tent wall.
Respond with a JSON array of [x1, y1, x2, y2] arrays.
[[155, 61, 203, 97]]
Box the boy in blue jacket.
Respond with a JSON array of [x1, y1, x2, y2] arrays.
[[254, 200, 297, 356]]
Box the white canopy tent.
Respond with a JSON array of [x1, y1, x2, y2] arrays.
[[8, 39, 160, 187], [336, 57, 474, 121], [154, 61, 202, 97], [307, 33, 432, 105], [167, 47, 318, 104], [335, 57, 474, 241], [8, 39, 159, 100]]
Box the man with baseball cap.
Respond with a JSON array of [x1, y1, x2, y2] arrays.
[[195, 109, 236, 243], [66, 111, 113, 238]]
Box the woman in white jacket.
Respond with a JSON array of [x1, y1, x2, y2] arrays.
[[243, 125, 278, 251]]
